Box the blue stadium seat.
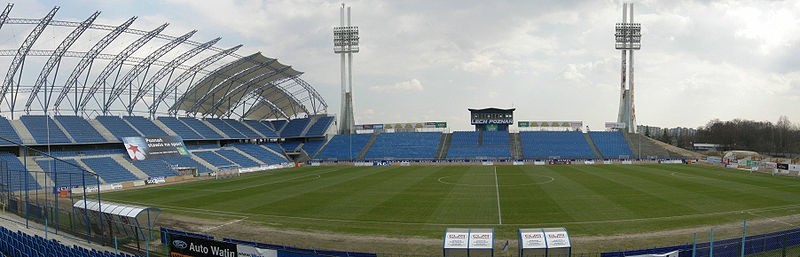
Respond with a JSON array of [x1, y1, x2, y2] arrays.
[[165, 155, 212, 173], [365, 132, 441, 159], [123, 116, 169, 136], [216, 149, 259, 168], [128, 158, 177, 178], [315, 134, 372, 160], [279, 118, 312, 138], [0, 116, 22, 145], [179, 117, 223, 139], [205, 118, 245, 138], [262, 143, 285, 154], [223, 119, 262, 138], [95, 116, 141, 140], [35, 159, 94, 188], [589, 131, 633, 158], [194, 151, 235, 168], [54, 116, 105, 143], [20, 115, 72, 144], [305, 116, 334, 137], [301, 139, 326, 157], [520, 131, 596, 159], [242, 120, 278, 137], [81, 157, 139, 183], [281, 141, 302, 152], [446, 131, 510, 159], [0, 153, 40, 191], [227, 143, 288, 165], [269, 120, 288, 133], [157, 116, 203, 140], [0, 226, 135, 257]]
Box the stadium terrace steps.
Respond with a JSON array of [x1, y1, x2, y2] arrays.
[[79, 157, 139, 184], [189, 154, 216, 172], [304, 116, 334, 137], [157, 116, 203, 140], [217, 149, 260, 168], [0, 154, 42, 191], [24, 156, 51, 188], [583, 133, 603, 157], [270, 120, 288, 133], [50, 117, 77, 143], [259, 144, 286, 159], [194, 151, 235, 168], [88, 119, 118, 142], [301, 139, 326, 158], [364, 132, 442, 159], [123, 116, 169, 137], [179, 117, 224, 139], [436, 133, 451, 159], [520, 131, 597, 159], [19, 115, 72, 144], [357, 133, 380, 159], [589, 131, 633, 158], [240, 120, 268, 138], [446, 131, 510, 159], [152, 119, 178, 136], [10, 120, 36, 145], [279, 118, 311, 138], [230, 147, 265, 165], [243, 120, 278, 138], [95, 116, 142, 140], [110, 155, 150, 179], [623, 133, 680, 158], [204, 118, 242, 138], [315, 134, 372, 160], [510, 133, 523, 159], [222, 119, 262, 138]]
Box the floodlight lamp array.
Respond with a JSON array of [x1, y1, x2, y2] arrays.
[[333, 26, 359, 53], [615, 22, 641, 50]]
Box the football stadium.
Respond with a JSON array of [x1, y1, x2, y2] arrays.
[[1, 2, 799, 257]]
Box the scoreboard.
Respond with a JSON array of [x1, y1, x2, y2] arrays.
[[469, 108, 515, 132]]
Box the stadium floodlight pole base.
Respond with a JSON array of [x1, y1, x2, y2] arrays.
[[334, 4, 359, 134], [615, 2, 641, 134]]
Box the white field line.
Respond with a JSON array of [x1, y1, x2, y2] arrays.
[[746, 211, 796, 227], [202, 217, 248, 233], [494, 166, 502, 225]]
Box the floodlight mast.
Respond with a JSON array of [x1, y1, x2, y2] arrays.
[[334, 4, 359, 134], [615, 2, 641, 133]]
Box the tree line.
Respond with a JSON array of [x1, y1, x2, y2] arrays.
[[652, 116, 800, 155]]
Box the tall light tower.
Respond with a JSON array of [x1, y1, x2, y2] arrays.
[[615, 2, 641, 133], [333, 4, 359, 134]]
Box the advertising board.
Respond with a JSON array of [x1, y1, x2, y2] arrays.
[[168, 233, 237, 257], [123, 136, 189, 161]]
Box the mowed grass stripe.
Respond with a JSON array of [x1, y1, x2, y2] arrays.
[[428, 166, 498, 224], [497, 166, 571, 224], [357, 166, 460, 223]]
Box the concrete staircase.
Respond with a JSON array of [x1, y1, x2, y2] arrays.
[[189, 154, 216, 172], [298, 117, 316, 137], [51, 118, 76, 143], [241, 121, 267, 138], [231, 147, 265, 165], [89, 119, 118, 142], [510, 133, 523, 159], [23, 156, 50, 188], [436, 133, 452, 159], [202, 119, 229, 138], [152, 119, 178, 136], [356, 132, 380, 159], [583, 133, 603, 158], [74, 159, 107, 184], [111, 155, 150, 179], [11, 120, 36, 145]]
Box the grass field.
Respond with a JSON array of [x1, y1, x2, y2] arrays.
[[103, 164, 800, 242]]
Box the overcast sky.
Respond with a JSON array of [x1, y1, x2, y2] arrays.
[[12, 0, 800, 131]]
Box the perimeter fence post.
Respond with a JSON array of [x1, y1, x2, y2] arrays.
[[692, 232, 697, 257], [741, 220, 746, 257]]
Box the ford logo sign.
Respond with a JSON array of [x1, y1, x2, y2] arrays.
[[172, 240, 188, 249]]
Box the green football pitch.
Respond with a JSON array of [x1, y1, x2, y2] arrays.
[[102, 164, 800, 240]]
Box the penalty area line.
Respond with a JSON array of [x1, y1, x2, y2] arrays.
[[202, 217, 249, 233]]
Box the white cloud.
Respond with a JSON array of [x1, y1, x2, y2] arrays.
[[368, 79, 424, 93]]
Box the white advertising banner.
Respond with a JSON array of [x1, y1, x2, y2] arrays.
[[628, 250, 680, 257], [481, 161, 494, 166], [544, 228, 571, 248], [603, 160, 613, 164], [237, 245, 277, 257], [468, 231, 494, 249], [513, 161, 525, 166], [790, 164, 800, 172], [519, 229, 547, 249], [443, 230, 470, 249], [534, 161, 546, 165]]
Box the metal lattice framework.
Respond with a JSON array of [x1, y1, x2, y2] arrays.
[[0, 6, 326, 120]]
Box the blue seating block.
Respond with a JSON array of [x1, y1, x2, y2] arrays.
[[365, 132, 441, 159], [54, 116, 105, 143], [520, 131, 596, 159], [206, 118, 245, 138], [81, 157, 139, 183], [96, 116, 140, 140], [280, 118, 311, 138], [0, 153, 40, 191], [0, 116, 21, 145], [194, 151, 234, 168], [157, 117, 203, 140], [243, 120, 278, 137], [589, 131, 633, 157], [20, 115, 72, 144], [123, 116, 169, 136], [179, 117, 223, 139], [35, 159, 92, 188], [316, 134, 372, 159], [227, 143, 287, 165], [305, 116, 334, 137]]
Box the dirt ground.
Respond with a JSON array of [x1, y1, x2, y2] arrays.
[[155, 212, 800, 257]]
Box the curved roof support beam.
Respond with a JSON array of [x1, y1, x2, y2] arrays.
[[241, 78, 301, 120], [79, 23, 169, 114], [273, 80, 310, 117], [25, 11, 100, 114], [105, 30, 196, 114], [226, 77, 294, 119], [168, 49, 251, 115], [241, 92, 289, 120], [54, 16, 137, 113], [158, 45, 241, 116], [132, 37, 219, 115], [0, 6, 58, 118], [0, 4, 13, 30], [292, 77, 327, 115], [188, 57, 277, 115], [208, 65, 294, 116]]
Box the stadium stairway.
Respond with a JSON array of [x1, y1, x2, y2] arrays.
[[110, 155, 150, 179], [583, 133, 603, 158], [201, 119, 229, 138], [152, 119, 178, 136], [436, 133, 451, 159], [189, 154, 216, 171], [230, 147, 265, 165], [298, 117, 315, 137], [10, 120, 36, 145], [357, 133, 380, 159], [88, 119, 118, 142], [22, 156, 49, 188], [51, 118, 77, 143], [241, 121, 267, 138], [73, 159, 109, 184], [510, 133, 522, 159]]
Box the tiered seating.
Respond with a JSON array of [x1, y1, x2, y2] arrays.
[[0, 153, 40, 191], [35, 159, 92, 187], [216, 149, 259, 168], [20, 115, 72, 144], [262, 143, 285, 154], [520, 131, 596, 159], [95, 116, 141, 140], [315, 134, 372, 159], [243, 120, 278, 137], [0, 227, 136, 257], [129, 158, 176, 178], [0, 116, 21, 145], [227, 143, 288, 165], [446, 131, 510, 159], [81, 157, 139, 183], [302, 140, 326, 156], [157, 117, 203, 140], [305, 116, 334, 137], [185, 143, 219, 151], [206, 118, 245, 138], [365, 132, 441, 159], [164, 155, 211, 173], [223, 119, 261, 138], [589, 131, 633, 157], [48, 149, 125, 157], [123, 116, 169, 136], [54, 116, 105, 143], [179, 117, 223, 139], [194, 151, 234, 168], [269, 120, 288, 133], [278, 118, 310, 138], [281, 141, 302, 152]]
